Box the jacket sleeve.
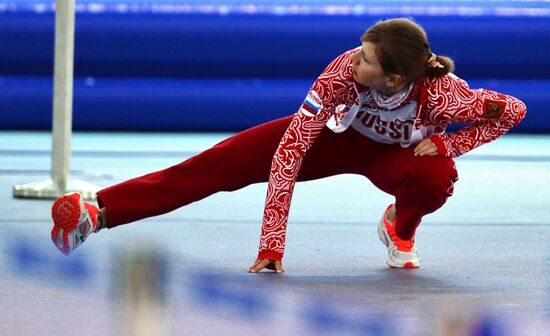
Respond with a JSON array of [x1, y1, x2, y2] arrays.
[[257, 50, 355, 261], [426, 75, 527, 158]]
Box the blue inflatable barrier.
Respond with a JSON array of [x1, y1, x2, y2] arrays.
[[0, 77, 544, 132], [2, 12, 549, 79], [1, 1, 549, 132]]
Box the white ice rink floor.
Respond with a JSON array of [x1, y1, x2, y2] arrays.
[[1, 130, 549, 335]]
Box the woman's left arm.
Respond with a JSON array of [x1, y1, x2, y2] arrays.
[[426, 75, 527, 158]]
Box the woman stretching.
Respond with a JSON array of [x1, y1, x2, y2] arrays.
[[50, 18, 526, 272]]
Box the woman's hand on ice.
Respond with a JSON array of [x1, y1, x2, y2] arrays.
[[248, 258, 284, 273], [414, 138, 439, 156]]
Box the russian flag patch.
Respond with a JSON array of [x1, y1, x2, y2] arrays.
[[300, 92, 322, 117]]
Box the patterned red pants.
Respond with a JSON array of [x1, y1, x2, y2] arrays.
[[97, 115, 458, 240]]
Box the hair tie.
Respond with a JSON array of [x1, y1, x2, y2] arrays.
[[427, 53, 444, 69]]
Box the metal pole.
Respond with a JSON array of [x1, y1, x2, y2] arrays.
[[51, 0, 75, 193], [13, 0, 100, 200]]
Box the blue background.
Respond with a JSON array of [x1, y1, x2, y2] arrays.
[[1, 0, 549, 132]]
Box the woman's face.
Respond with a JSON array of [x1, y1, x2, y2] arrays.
[[351, 41, 391, 92]]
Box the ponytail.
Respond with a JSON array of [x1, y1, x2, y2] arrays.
[[425, 54, 455, 78]]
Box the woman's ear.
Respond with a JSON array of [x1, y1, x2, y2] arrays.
[[385, 74, 403, 88]]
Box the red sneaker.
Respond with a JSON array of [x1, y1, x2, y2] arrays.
[[377, 204, 420, 268], [51, 192, 99, 255]]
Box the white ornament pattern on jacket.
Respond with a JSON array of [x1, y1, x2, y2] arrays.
[[423, 75, 527, 157]]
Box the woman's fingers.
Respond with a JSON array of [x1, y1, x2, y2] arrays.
[[414, 139, 438, 156], [248, 259, 263, 272], [247, 259, 284, 273], [274, 260, 284, 273], [248, 259, 271, 273]]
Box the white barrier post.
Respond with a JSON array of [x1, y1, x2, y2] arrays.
[[13, 0, 100, 200]]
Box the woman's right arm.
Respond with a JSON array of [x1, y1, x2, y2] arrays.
[[249, 50, 357, 272]]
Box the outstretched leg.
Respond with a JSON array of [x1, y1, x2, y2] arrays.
[[97, 116, 292, 227], [96, 116, 373, 228]]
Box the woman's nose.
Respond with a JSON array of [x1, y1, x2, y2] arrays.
[[351, 52, 360, 64]]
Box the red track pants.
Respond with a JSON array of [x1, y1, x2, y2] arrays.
[[97, 115, 458, 240]]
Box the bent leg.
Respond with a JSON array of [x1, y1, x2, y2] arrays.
[[365, 146, 458, 240]]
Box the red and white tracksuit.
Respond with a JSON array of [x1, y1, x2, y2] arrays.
[[97, 48, 526, 261]]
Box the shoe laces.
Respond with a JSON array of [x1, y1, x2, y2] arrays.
[[385, 221, 414, 252], [84, 202, 99, 230]]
